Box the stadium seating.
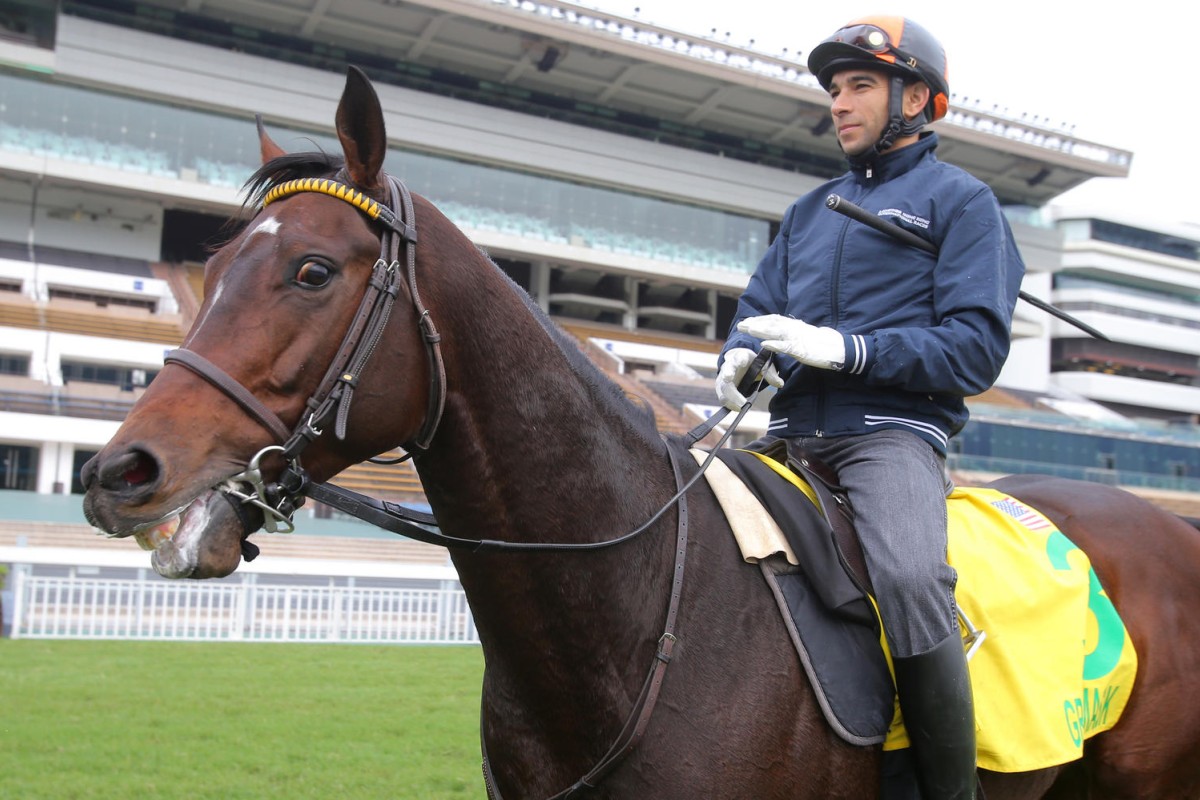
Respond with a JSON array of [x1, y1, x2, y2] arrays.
[[0, 122, 177, 178], [41, 302, 184, 344], [331, 460, 427, 502], [0, 290, 183, 344]]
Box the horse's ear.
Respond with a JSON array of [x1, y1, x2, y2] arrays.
[[256, 114, 287, 164], [335, 66, 387, 193]]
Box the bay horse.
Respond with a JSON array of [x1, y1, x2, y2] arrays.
[[81, 67, 1200, 799]]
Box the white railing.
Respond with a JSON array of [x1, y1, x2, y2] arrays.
[[8, 565, 479, 644]]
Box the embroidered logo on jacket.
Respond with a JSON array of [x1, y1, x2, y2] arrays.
[[877, 208, 930, 230]]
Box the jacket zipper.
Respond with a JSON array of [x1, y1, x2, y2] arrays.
[[819, 177, 874, 439], [820, 211, 852, 439]]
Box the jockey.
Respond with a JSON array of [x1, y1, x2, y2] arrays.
[[716, 16, 1025, 800]]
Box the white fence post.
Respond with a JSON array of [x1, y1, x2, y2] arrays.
[[10, 563, 29, 639], [135, 568, 147, 635]]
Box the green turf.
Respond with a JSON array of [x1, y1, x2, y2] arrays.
[[0, 640, 486, 799]]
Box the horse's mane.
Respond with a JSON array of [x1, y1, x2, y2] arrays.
[[475, 247, 660, 440], [243, 150, 345, 212], [204, 152, 347, 251]]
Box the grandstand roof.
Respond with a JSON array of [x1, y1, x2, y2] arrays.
[[64, 0, 1130, 207]]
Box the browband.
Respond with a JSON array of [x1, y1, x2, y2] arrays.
[[263, 177, 416, 242]]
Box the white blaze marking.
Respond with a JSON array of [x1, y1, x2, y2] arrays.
[[187, 213, 274, 338], [250, 217, 281, 237], [190, 278, 224, 336]]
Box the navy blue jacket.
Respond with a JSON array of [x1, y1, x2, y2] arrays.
[[721, 133, 1024, 453]]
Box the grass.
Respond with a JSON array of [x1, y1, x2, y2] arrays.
[[0, 640, 486, 799]]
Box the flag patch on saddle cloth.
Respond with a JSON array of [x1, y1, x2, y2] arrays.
[[990, 496, 1052, 530]]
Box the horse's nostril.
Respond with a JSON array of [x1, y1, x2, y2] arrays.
[[96, 448, 160, 491], [122, 452, 157, 486]]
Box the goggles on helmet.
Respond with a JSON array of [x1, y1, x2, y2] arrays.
[[832, 23, 891, 52], [825, 23, 919, 71]]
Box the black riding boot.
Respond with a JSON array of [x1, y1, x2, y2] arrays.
[[893, 633, 977, 800]]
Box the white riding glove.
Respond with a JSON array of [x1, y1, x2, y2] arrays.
[[737, 315, 846, 371], [715, 347, 784, 411]]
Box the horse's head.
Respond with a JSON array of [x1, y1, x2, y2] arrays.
[[82, 67, 437, 578]]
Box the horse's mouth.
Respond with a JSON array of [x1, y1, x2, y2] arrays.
[[123, 490, 251, 579], [130, 506, 186, 551]]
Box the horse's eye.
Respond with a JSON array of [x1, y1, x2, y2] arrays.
[[295, 261, 332, 288]]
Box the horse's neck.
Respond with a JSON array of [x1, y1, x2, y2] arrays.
[[417, 272, 670, 544], [418, 314, 675, 555], [412, 272, 680, 745]]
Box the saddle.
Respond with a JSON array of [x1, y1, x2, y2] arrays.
[[708, 438, 896, 745], [732, 436, 873, 598]]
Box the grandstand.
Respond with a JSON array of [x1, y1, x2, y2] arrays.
[[1, 0, 1199, 621]]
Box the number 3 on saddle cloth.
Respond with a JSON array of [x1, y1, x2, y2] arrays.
[[692, 441, 1138, 774]]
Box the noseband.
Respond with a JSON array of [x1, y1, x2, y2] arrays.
[[163, 173, 446, 531]]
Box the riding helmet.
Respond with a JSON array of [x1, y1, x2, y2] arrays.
[[807, 16, 950, 126]]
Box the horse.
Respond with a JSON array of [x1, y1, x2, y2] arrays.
[[81, 66, 1200, 799]]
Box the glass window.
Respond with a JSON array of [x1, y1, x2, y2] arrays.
[[0, 443, 37, 490], [61, 360, 158, 389], [1090, 219, 1199, 262], [0, 352, 29, 376], [71, 448, 99, 495], [0, 70, 771, 274], [0, 0, 57, 50]]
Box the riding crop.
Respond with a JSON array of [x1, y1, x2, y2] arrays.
[[825, 194, 1110, 341]]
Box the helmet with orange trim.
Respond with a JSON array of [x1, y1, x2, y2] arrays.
[[807, 16, 950, 154]]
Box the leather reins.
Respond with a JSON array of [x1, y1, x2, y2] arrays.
[[161, 168, 766, 546]]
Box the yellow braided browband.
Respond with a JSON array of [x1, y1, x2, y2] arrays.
[[263, 178, 384, 219], [261, 177, 413, 241]]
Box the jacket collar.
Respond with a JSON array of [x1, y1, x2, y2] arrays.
[[848, 131, 938, 183]]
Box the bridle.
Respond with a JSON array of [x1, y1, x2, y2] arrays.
[[159, 168, 771, 798], [162, 168, 762, 545], [163, 173, 446, 532]]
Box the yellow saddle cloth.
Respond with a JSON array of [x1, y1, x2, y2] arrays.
[[915, 486, 1139, 772]]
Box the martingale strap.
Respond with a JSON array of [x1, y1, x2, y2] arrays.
[[481, 444, 691, 800]]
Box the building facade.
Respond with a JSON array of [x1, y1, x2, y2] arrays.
[[0, 0, 1196, 503]]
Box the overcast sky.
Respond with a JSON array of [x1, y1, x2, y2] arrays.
[[594, 1, 1200, 231]]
